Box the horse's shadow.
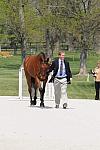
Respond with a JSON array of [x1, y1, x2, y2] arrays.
[[29, 105, 53, 109], [29, 105, 75, 110]]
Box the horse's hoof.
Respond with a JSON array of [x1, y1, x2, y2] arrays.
[[33, 100, 37, 105], [40, 103, 45, 107], [30, 101, 36, 105]]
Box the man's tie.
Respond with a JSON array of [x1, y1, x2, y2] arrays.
[[60, 60, 63, 76]]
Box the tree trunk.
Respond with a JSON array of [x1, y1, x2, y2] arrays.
[[21, 38, 26, 62], [45, 29, 53, 60], [79, 49, 87, 75], [79, 31, 89, 75], [54, 40, 60, 52], [19, 0, 26, 61], [94, 32, 100, 54], [68, 33, 74, 51]]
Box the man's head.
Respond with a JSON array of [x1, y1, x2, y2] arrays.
[[58, 51, 65, 60]]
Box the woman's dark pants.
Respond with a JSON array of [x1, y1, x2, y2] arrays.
[[95, 81, 100, 100]]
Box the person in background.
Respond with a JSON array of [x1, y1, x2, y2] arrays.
[[92, 61, 100, 100], [49, 51, 72, 109]]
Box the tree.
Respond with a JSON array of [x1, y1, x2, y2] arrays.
[[59, 0, 100, 75], [0, 0, 9, 50], [1, 0, 44, 61], [5, 0, 28, 60], [0, 0, 100, 68]]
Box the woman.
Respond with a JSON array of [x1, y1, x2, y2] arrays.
[[92, 61, 100, 100]]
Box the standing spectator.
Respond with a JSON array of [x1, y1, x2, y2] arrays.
[[92, 61, 100, 100], [49, 51, 72, 109]]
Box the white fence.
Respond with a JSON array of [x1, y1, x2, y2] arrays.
[[19, 66, 55, 101]]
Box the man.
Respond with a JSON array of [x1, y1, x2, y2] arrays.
[[49, 51, 72, 109]]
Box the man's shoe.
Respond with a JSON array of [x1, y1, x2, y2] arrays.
[[63, 103, 67, 109], [55, 104, 59, 108]]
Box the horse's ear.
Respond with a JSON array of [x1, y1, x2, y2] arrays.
[[46, 57, 49, 63], [39, 52, 45, 63], [40, 56, 44, 63]]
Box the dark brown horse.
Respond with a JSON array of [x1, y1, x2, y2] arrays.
[[24, 52, 50, 107]]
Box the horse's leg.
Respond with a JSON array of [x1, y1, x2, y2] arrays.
[[33, 89, 37, 105], [29, 89, 33, 105], [31, 77, 37, 105], [26, 77, 33, 105], [24, 71, 33, 105], [39, 81, 46, 107]]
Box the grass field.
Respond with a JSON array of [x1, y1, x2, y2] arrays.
[[0, 51, 100, 99], [0, 55, 21, 96]]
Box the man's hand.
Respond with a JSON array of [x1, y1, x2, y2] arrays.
[[70, 78, 72, 81], [67, 78, 72, 84], [48, 76, 54, 83]]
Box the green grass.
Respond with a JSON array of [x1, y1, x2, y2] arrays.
[[0, 51, 100, 99], [0, 55, 22, 95], [67, 75, 95, 99]]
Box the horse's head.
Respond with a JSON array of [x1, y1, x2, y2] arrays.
[[38, 58, 50, 81]]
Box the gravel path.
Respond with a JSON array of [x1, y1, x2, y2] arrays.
[[0, 96, 100, 150]]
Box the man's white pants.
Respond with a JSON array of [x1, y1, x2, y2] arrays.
[[54, 78, 68, 107]]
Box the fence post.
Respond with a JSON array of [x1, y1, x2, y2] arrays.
[[87, 73, 90, 82]]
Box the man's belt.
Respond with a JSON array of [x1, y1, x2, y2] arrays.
[[56, 77, 66, 79]]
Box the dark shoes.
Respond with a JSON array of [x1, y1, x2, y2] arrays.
[[55, 104, 59, 108], [30, 100, 37, 105], [63, 103, 67, 109], [55, 103, 67, 109]]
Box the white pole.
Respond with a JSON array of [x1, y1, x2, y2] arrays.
[[44, 72, 55, 101], [87, 73, 90, 82], [0, 45, 1, 52]]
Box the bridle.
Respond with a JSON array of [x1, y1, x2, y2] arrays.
[[37, 62, 49, 81]]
